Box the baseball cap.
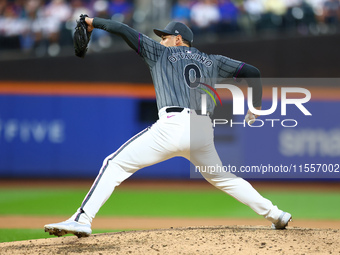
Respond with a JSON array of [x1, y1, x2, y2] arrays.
[[154, 21, 194, 46]]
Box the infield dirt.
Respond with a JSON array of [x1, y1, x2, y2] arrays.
[[0, 225, 339, 254]]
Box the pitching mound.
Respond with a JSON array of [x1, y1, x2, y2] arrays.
[[0, 226, 339, 254]]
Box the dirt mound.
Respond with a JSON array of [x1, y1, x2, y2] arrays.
[[1, 226, 339, 254]]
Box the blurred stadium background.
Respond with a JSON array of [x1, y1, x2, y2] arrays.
[[0, 0, 340, 180], [0, 0, 340, 58], [0, 0, 340, 244]]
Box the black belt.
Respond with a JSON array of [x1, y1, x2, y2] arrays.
[[166, 107, 184, 113], [165, 107, 210, 115]]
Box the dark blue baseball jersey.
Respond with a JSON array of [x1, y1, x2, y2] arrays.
[[93, 18, 257, 113]]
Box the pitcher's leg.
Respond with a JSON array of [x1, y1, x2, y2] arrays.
[[45, 126, 175, 237], [79, 126, 177, 220], [45, 111, 191, 237], [204, 174, 282, 222], [190, 146, 283, 223], [76, 156, 134, 221]]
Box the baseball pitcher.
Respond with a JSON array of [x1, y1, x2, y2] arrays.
[[45, 17, 291, 238]]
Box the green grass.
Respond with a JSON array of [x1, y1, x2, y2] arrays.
[[0, 188, 339, 219], [0, 188, 339, 243], [0, 229, 121, 243]]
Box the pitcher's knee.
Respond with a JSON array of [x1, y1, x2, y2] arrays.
[[103, 156, 139, 174]]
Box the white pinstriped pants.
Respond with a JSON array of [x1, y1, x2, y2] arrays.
[[77, 107, 283, 224]]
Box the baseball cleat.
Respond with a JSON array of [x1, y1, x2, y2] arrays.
[[44, 220, 92, 238], [271, 212, 292, 230]]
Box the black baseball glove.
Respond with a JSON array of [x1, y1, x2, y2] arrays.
[[74, 14, 92, 58]]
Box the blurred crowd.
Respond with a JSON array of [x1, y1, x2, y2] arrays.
[[175, 0, 340, 36], [0, 0, 339, 57], [0, 0, 134, 56]]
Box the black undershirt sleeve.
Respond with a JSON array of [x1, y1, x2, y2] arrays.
[[234, 63, 262, 108]]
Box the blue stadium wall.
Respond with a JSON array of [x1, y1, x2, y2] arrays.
[[1, 82, 339, 180]]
